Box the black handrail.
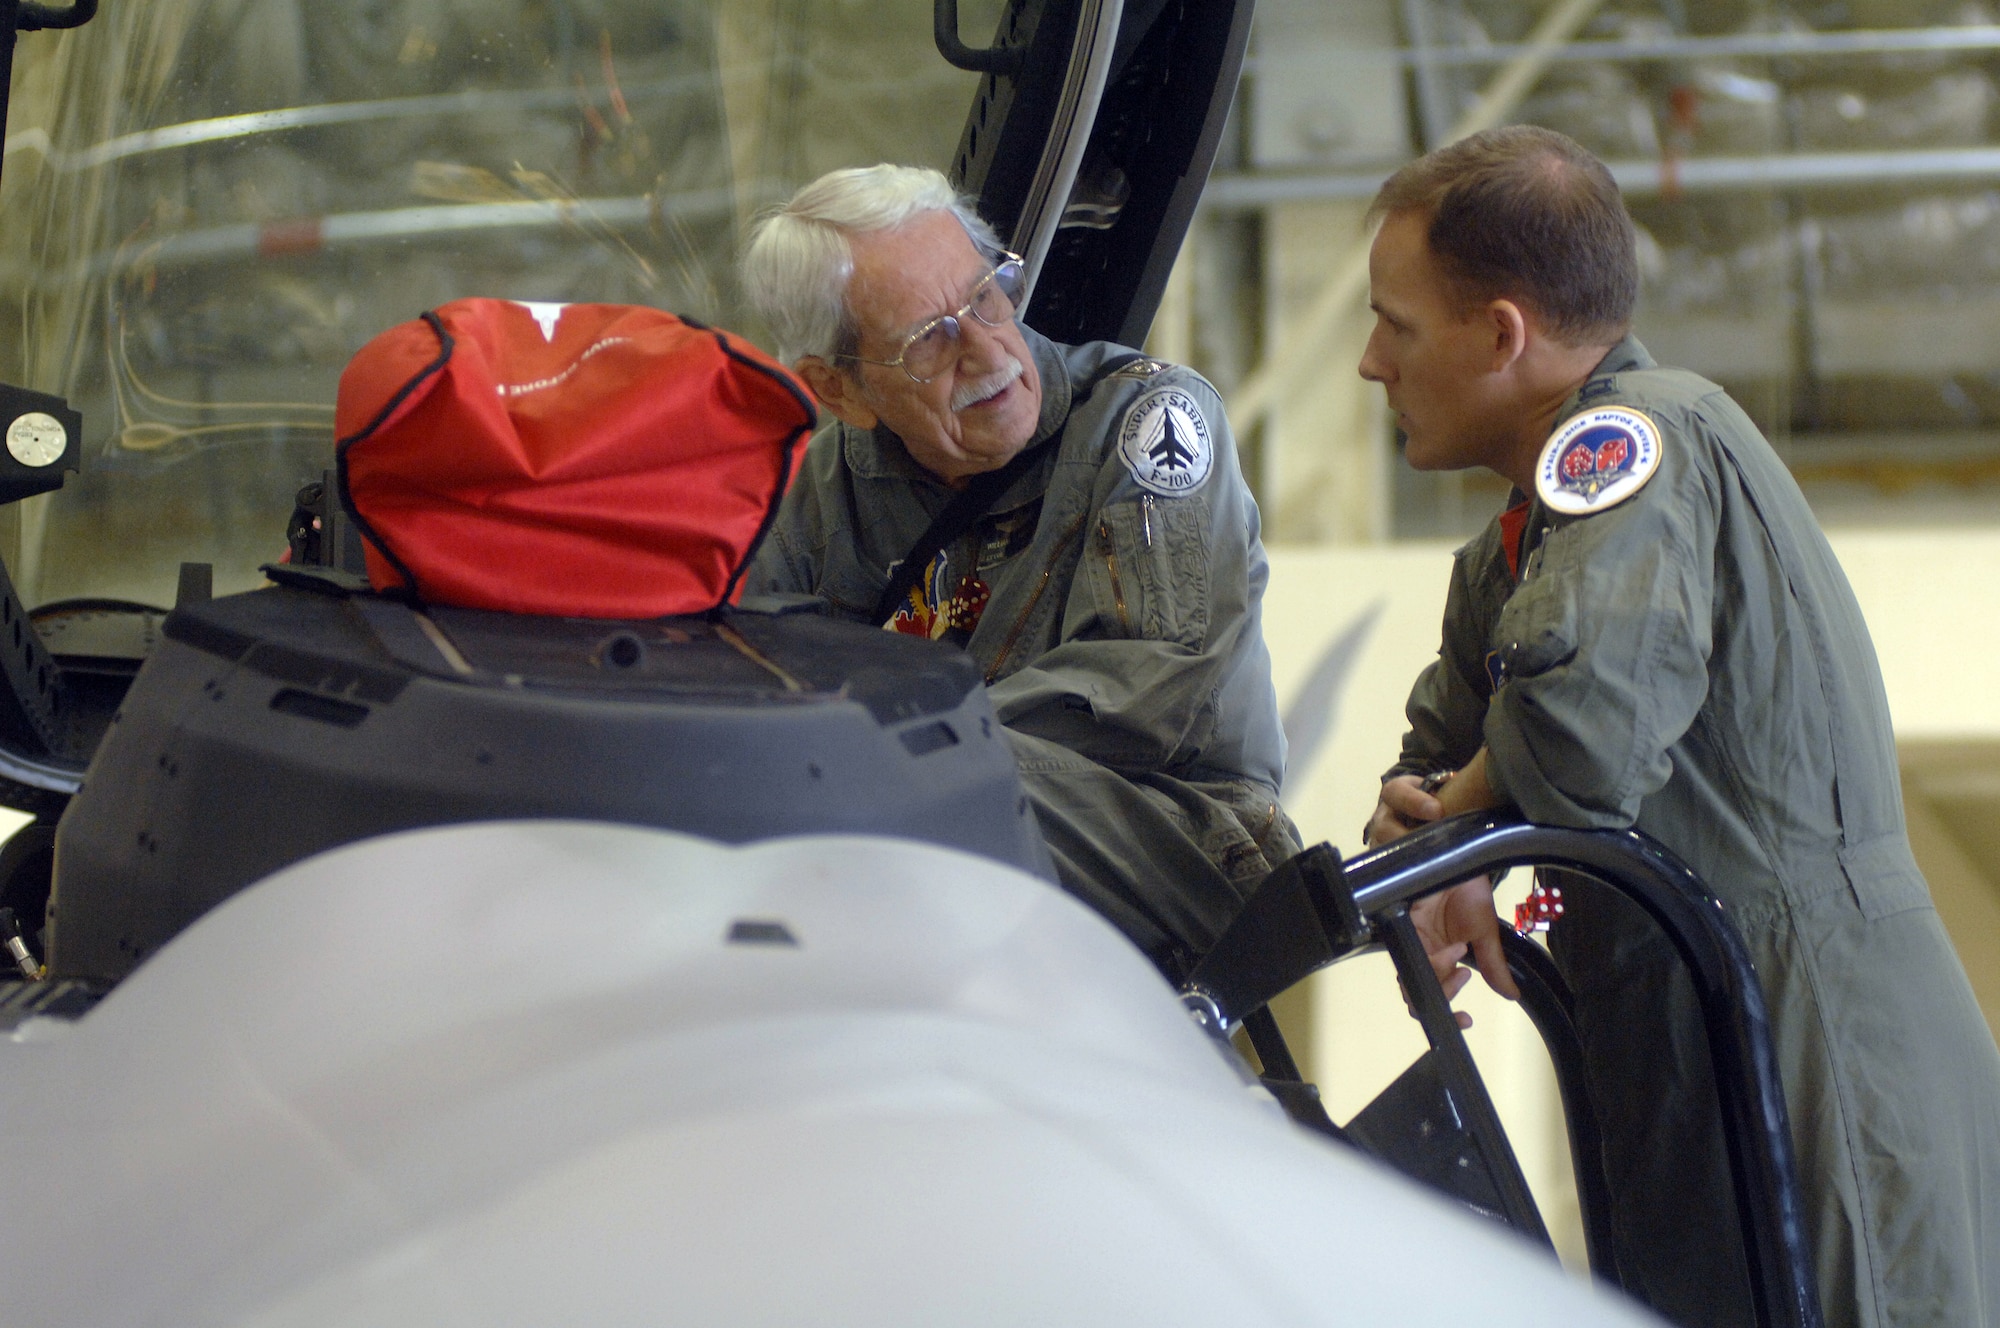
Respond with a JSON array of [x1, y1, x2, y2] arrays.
[[18, 0, 97, 30], [934, 0, 1025, 74], [1185, 813, 1822, 1328]]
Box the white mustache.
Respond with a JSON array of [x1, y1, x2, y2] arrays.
[[950, 356, 1024, 412]]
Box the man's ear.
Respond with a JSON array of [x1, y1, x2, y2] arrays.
[[1486, 298, 1530, 373], [797, 358, 880, 430]]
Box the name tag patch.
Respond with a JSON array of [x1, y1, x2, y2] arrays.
[[1118, 387, 1213, 497], [1535, 406, 1661, 515]]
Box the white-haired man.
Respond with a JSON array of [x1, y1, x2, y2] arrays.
[[740, 164, 1296, 973]]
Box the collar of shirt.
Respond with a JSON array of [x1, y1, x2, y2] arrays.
[[1555, 332, 1656, 420], [1506, 334, 1656, 583], [837, 324, 1074, 517]]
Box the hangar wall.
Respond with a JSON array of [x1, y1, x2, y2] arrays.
[[1180, 0, 2000, 546]]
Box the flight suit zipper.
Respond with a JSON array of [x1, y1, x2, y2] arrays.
[[1098, 519, 1133, 636], [984, 510, 1092, 683]]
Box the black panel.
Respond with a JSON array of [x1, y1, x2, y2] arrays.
[[949, 0, 1084, 250], [1344, 1050, 1516, 1224], [1026, 0, 1255, 349], [48, 586, 1045, 983]]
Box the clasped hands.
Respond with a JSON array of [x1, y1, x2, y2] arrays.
[[1363, 751, 1520, 1028]]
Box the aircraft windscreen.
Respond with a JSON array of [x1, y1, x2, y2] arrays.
[[0, 0, 994, 608]]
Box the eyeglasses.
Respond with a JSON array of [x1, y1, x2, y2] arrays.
[[837, 254, 1026, 384]]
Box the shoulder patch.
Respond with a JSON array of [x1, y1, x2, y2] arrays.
[[1117, 386, 1213, 497], [1535, 405, 1661, 516]]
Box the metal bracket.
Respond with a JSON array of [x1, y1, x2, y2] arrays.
[[1180, 844, 1363, 1019], [1178, 986, 1228, 1038]]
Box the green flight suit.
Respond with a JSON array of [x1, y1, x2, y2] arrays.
[[748, 326, 1298, 971], [1391, 335, 2000, 1327]]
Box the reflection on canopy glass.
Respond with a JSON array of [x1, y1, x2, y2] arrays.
[[0, 0, 990, 607]]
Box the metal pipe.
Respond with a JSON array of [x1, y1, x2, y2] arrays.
[[1500, 930, 1624, 1282], [934, 0, 1024, 75], [1398, 0, 1452, 151], [11, 186, 765, 289], [2, 73, 716, 175], [1203, 146, 2000, 208], [1245, 23, 2000, 71]]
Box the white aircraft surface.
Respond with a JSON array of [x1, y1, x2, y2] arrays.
[[0, 822, 1661, 1325]]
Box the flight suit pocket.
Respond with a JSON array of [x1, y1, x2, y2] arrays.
[[1100, 498, 1208, 647], [1838, 833, 1934, 921], [1491, 565, 1579, 684]]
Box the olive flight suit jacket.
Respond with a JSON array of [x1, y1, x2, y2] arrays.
[[1390, 335, 2000, 1328], [749, 325, 1297, 968]]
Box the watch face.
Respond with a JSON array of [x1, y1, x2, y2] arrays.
[[6, 412, 67, 468]]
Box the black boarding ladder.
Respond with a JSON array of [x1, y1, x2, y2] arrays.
[[1182, 813, 1822, 1328]]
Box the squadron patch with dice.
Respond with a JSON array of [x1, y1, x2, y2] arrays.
[[1117, 387, 1212, 497], [1535, 405, 1662, 515]]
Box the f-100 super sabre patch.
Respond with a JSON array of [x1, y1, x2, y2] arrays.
[[1535, 405, 1661, 515], [1118, 386, 1213, 497]]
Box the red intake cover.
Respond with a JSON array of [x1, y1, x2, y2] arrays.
[[335, 299, 815, 617]]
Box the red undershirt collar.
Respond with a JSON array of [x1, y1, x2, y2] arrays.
[[1499, 498, 1531, 582]]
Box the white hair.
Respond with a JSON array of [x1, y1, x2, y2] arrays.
[[740, 164, 1003, 367]]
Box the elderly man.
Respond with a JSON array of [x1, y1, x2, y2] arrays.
[[739, 164, 1297, 974], [1358, 126, 2000, 1328]]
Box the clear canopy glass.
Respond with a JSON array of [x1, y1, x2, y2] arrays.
[[0, 0, 991, 607]]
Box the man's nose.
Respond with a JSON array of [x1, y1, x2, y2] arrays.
[[956, 314, 1009, 370], [1358, 339, 1388, 383]]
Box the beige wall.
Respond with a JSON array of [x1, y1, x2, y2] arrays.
[[1260, 201, 1390, 544]]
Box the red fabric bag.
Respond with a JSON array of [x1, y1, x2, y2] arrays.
[[334, 298, 815, 618]]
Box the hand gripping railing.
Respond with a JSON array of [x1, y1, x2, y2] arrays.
[[1180, 813, 1821, 1328]]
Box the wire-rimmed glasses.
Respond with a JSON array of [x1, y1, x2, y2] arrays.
[[837, 254, 1027, 383]]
